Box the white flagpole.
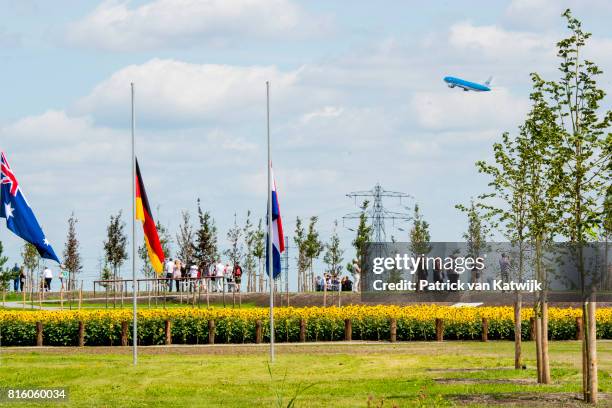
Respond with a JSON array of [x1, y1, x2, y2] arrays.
[[266, 81, 275, 362], [131, 82, 138, 366]]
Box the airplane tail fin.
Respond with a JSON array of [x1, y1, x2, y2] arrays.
[[484, 76, 493, 87]]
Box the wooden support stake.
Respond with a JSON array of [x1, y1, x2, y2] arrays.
[[208, 320, 215, 344], [482, 318, 489, 342], [344, 319, 352, 341], [78, 281, 83, 310], [575, 316, 583, 341], [390, 318, 397, 343], [530, 317, 536, 341], [36, 321, 43, 346], [78, 321, 85, 347], [436, 318, 444, 342], [121, 321, 129, 346], [299, 318, 306, 342], [255, 320, 263, 344], [165, 320, 172, 345]]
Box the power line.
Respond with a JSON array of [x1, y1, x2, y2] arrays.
[[343, 183, 413, 242]]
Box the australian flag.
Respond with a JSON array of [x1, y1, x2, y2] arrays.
[[266, 164, 285, 279], [0, 152, 60, 263]]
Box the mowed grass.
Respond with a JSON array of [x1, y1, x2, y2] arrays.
[[0, 341, 610, 407]]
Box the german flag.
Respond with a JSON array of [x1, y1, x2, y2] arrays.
[[135, 158, 165, 274]]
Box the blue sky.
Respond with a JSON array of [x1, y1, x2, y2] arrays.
[[1, 0, 611, 287]]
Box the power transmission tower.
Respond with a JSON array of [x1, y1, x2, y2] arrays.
[[343, 183, 412, 242]]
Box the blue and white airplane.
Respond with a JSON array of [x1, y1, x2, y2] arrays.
[[443, 76, 492, 92]]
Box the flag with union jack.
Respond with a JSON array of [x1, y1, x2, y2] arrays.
[[0, 151, 60, 263]]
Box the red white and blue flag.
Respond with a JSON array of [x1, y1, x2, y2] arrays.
[[0, 151, 60, 263], [266, 165, 284, 279]]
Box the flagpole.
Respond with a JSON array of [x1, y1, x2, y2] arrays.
[[266, 81, 275, 363], [131, 82, 138, 366]]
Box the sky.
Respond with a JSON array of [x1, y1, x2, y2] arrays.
[[1, 0, 611, 288]]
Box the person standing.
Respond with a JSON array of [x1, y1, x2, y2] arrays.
[[233, 263, 243, 293], [43, 266, 53, 291], [499, 253, 511, 284], [164, 258, 174, 292], [11, 263, 20, 292], [59, 265, 68, 290], [189, 265, 198, 292], [173, 259, 182, 292], [215, 259, 225, 292], [19, 268, 26, 292]]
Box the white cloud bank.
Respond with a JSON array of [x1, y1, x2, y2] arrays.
[[66, 0, 329, 51]]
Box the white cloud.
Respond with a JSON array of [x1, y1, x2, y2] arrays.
[[66, 0, 329, 51], [74, 58, 301, 126], [504, 0, 612, 30], [449, 22, 554, 61], [410, 87, 529, 131]]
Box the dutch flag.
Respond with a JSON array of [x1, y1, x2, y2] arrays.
[[266, 165, 285, 279]]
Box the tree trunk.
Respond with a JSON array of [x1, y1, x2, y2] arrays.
[[541, 300, 551, 383], [514, 292, 522, 369], [535, 309, 543, 383], [258, 258, 263, 293], [583, 295, 598, 403]]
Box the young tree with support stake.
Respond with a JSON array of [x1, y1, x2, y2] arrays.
[[474, 130, 529, 371], [103, 211, 128, 282], [293, 217, 309, 292], [176, 210, 194, 271], [193, 199, 218, 277], [242, 211, 257, 293], [304, 216, 323, 292], [540, 10, 611, 403], [352, 200, 372, 286], [63, 212, 82, 291], [521, 75, 565, 385], [252, 218, 265, 293]]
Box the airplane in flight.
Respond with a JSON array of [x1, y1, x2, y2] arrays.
[[443, 76, 492, 92]]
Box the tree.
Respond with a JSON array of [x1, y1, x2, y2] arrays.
[[518, 75, 566, 385], [304, 216, 323, 291], [22, 242, 40, 292], [539, 10, 612, 402], [409, 204, 431, 255], [103, 211, 128, 281], [252, 218, 265, 292], [323, 220, 344, 277], [242, 211, 257, 293], [352, 200, 373, 287], [293, 217, 309, 292], [409, 204, 431, 288], [193, 199, 218, 274], [474, 128, 530, 371], [176, 210, 194, 268], [463, 201, 491, 283], [62, 212, 83, 290], [224, 213, 243, 268], [0, 241, 9, 292]]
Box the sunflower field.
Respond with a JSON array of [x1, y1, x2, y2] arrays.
[[0, 305, 610, 346]]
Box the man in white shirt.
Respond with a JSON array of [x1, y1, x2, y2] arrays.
[[43, 266, 53, 292], [215, 260, 225, 292], [164, 258, 174, 292], [189, 265, 198, 292]]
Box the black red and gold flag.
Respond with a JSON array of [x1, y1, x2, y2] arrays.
[[135, 158, 165, 274]]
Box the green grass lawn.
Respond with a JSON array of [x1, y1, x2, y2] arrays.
[[0, 341, 609, 407]]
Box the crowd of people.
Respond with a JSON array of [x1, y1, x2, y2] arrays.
[[3, 263, 77, 293], [315, 274, 354, 292], [162, 258, 243, 293]]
